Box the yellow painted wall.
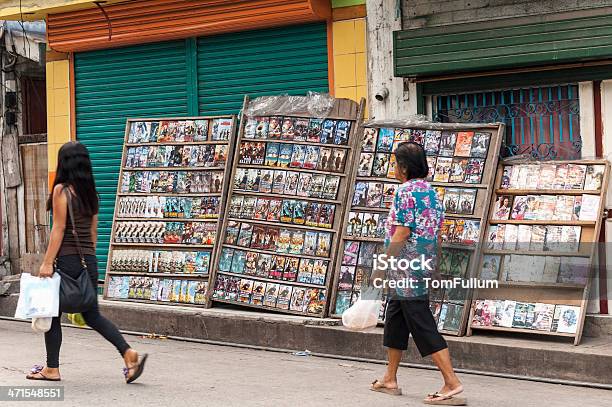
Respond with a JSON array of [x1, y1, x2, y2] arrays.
[[332, 18, 367, 116], [46, 58, 72, 186]]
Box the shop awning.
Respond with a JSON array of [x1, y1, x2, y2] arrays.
[[40, 0, 330, 52], [394, 11, 612, 78]]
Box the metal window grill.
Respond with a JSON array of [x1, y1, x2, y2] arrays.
[[432, 84, 581, 160]]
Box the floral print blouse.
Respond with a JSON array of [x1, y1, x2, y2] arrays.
[[384, 178, 444, 299]]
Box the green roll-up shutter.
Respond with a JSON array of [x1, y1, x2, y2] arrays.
[[74, 40, 190, 279], [197, 23, 329, 115], [73, 24, 328, 281]]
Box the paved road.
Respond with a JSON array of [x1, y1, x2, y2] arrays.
[[0, 319, 610, 406]]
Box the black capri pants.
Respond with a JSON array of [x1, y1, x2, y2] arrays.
[[383, 297, 448, 357], [44, 255, 130, 368]]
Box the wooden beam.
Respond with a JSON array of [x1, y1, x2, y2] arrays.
[[332, 5, 366, 20], [1, 128, 23, 273], [45, 50, 69, 62], [595, 80, 608, 315], [18, 133, 47, 144], [5, 187, 20, 273]]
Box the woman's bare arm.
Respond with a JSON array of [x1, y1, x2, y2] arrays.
[[91, 214, 98, 248], [371, 226, 412, 282], [386, 226, 411, 258], [39, 185, 68, 277]]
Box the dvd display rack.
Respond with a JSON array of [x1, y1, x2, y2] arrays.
[[208, 95, 365, 317], [330, 123, 504, 335], [103, 116, 237, 307], [468, 159, 610, 345]]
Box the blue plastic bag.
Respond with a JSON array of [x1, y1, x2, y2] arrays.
[[14, 273, 61, 319]]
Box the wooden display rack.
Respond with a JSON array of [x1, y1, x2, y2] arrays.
[[103, 116, 237, 307], [207, 95, 365, 317], [467, 159, 610, 345], [329, 122, 505, 336]]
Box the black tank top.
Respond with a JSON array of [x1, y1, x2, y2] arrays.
[[58, 190, 96, 257]]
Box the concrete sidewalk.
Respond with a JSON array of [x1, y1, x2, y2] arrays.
[[1, 319, 611, 407], [82, 299, 612, 384], [2, 293, 612, 385]]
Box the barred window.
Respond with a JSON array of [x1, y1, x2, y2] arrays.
[[432, 84, 581, 160]]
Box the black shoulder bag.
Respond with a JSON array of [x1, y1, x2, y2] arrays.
[[56, 189, 97, 313]]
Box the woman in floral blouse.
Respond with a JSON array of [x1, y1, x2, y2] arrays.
[[370, 142, 465, 406]]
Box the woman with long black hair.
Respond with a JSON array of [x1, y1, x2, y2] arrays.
[[26, 141, 147, 383]]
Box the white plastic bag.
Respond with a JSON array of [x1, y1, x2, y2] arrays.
[[342, 288, 383, 331], [14, 273, 61, 319]]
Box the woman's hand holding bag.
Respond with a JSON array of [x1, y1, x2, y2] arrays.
[[14, 273, 61, 320]]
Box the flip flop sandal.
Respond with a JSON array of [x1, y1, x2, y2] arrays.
[[26, 365, 61, 382], [423, 392, 467, 406], [370, 379, 402, 396], [123, 353, 148, 384]]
